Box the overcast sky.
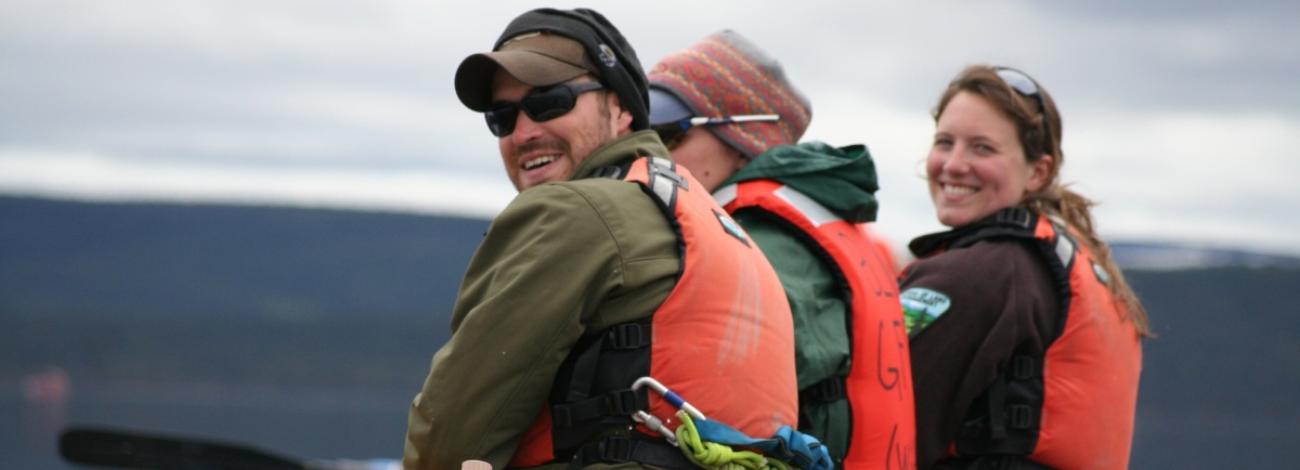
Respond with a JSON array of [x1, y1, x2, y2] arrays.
[[2, 0, 1297, 255]]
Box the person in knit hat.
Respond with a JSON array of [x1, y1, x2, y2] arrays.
[[649, 30, 915, 466], [647, 30, 811, 190]]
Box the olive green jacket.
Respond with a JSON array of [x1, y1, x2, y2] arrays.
[[721, 141, 883, 463], [404, 131, 680, 470]]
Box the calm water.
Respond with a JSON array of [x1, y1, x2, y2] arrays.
[[4, 381, 1294, 469], [2, 382, 410, 469]]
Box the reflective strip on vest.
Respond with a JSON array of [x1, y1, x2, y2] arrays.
[[773, 185, 840, 227], [713, 183, 739, 207], [1053, 229, 1075, 271], [647, 157, 682, 210]]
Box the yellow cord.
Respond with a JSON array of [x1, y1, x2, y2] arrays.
[[674, 411, 792, 470]]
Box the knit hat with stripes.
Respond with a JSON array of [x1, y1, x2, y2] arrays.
[[648, 30, 812, 158]]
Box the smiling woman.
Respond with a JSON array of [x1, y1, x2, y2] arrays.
[[925, 89, 1051, 228], [902, 64, 1151, 470]]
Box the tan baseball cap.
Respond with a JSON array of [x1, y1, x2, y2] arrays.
[[455, 32, 597, 111]]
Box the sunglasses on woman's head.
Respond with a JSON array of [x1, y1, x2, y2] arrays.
[[993, 67, 1046, 115], [994, 66, 1057, 150], [651, 114, 780, 149], [485, 81, 604, 137]]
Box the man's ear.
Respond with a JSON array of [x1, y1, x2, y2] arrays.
[[607, 92, 633, 136]]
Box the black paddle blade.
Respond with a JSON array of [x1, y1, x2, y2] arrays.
[[59, 427, 308, 470]]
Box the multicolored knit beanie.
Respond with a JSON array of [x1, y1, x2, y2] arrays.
[[648, 30, 812, 158]]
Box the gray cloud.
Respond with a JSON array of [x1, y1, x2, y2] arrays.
[[1, 0, 1297, 253], [0, 0, 487, 170]]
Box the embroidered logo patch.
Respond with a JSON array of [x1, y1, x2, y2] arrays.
[[901, 287, 951, 335], [714, 210, 750, 246]]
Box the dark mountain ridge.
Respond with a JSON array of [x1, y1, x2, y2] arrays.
[[1, 195, 487, 320], [2, 195, 1297, 468]]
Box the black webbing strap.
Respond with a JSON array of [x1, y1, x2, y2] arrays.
[[957, 353, 1043, 457], [799, 376, 847, 404], [950, 208, 1037, 250], [1005, 355, 1040, 434], [909, 207, 1038, 255], [548, 320, 653, 458], [551, 323, 652, 427], [591, 163, 630, 180], [551, 389, 645, 428], [569, 435, 698, 470], [984, 357, 1040, 439], [933, 454, 1057, 470], [605, 322, 651, 350], [986, 370, 1009, 440], [994, 207, 1034, 229], [559, 335, 604, 405]]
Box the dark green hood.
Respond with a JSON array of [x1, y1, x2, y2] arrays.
[[724, 141, 881, 223]]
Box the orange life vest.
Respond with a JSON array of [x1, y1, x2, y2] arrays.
[[930, 208, 1143, 470], [509, 157, 798, 467], [716, 179, 917, 469]]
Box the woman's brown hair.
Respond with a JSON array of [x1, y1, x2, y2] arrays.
[[933, 65, 1152, 337]]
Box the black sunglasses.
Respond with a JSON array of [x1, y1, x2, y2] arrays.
[[485, 81, 604, 137], [651, 114, 780, 149]]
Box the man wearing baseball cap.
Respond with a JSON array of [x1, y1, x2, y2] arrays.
[[404, 9, 799, 469], [648, 30, 915, 466]]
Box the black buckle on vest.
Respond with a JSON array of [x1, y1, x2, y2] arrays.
[[1011, 356, 1037, 380], [938, 455, 1055, 470], [995, 208, 1033, 229], [552, 405, 575, 428], [649, 161, 689, 190], [570, 436, 632, 468], [607, 389, 640, 415], [591, 165, 624, 180], [1008, 404, 1033, 429], [551, 389, 641, 429], [605, 323, 650, 350], [603, 436, 634, 460], [800, 376, 846, 404]]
